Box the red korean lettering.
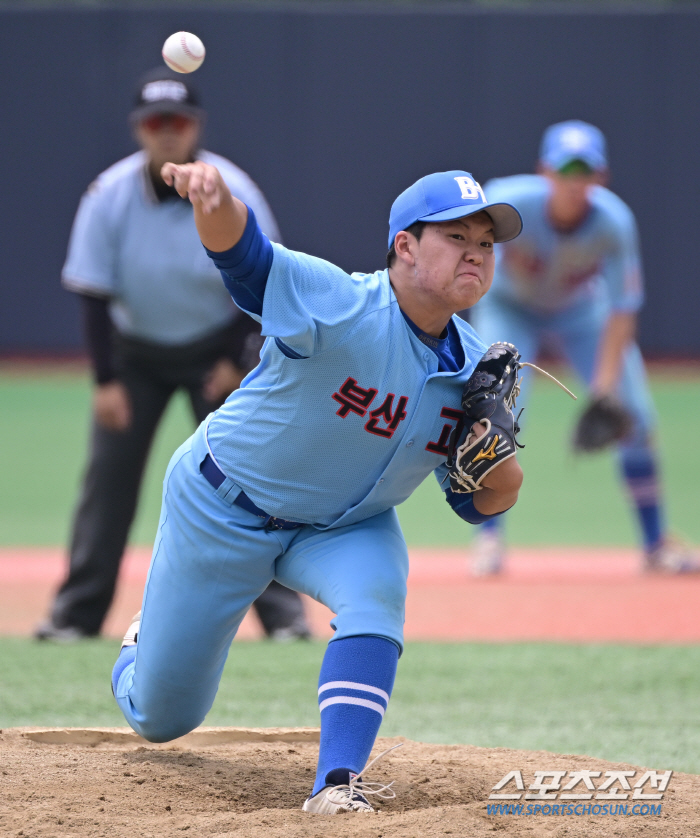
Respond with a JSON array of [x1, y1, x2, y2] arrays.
[[332, 377, 378, 418], [426, 406, 463, 455], [365, 394, 409, 438]]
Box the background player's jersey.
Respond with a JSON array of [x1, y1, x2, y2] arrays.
[[206, 244, 486, 529], [484, 174, 644, 314], [61, 150, 280, 345]]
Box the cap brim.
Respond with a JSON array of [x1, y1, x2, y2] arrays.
[[543, 151, 607, 172], [129, 102, 204, 125], [418, 201, 522, 243]]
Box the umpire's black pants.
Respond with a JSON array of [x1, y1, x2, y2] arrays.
[[50, 328, 308, 637]]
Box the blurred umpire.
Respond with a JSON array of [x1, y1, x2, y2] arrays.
[[36, 68, 311, 641]]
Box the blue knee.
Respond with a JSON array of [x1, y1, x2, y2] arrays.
[[331, 574, 406, 654], [132, 716, 203, 744], [119, 697, 208, 744], [112, 646, 210, 743]]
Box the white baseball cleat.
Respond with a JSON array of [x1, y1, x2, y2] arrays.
[[121, 611, 141, 647], [643, 537, 700, 574], [302, 743, 403, 814], [302, 784, 375, 814], [471, 528, 505, 576]]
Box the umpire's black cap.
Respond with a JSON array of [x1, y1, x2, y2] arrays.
[[129, 67, 204, 124]]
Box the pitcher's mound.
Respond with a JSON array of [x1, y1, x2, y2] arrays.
[[1, 727, 695, 836]]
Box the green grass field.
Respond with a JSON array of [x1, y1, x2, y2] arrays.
[[1, 364, 699, 547], [1, 364, 699, 775], [1, 638, 699, 773]]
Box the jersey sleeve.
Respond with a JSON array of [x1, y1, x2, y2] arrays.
[[598, 195, 645, 312], [240, 185, 281, 244], [61, 182, 117, 298], [206, 206, 273, 321], [207, 208, 365, 358], [261, 244, 368, 358]]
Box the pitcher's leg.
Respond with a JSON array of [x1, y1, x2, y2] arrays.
[[277, 510, 406, 807], [113, 440, 283, 742], [309, 635, 399, 798], [278, 508, 408, 647]]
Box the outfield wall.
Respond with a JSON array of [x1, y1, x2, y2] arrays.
[[1, 6, 699, 355]]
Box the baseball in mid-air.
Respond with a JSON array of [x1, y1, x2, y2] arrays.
[[162, 32, 206, 73]]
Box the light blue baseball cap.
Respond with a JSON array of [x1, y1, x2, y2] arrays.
[[388, 170, 522, 249], [539, 120, 608, 172]]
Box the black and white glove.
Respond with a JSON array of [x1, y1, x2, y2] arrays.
[[446, 342, 525, 494]]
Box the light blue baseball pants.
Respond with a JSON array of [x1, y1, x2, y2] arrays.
[[113, 424, 408, 743]]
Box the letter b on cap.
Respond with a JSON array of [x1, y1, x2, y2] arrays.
[[454, 176, 486, 203]]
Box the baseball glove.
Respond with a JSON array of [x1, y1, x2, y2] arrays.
[[572, 395, 634, 452], [446, 342, 577, 493]]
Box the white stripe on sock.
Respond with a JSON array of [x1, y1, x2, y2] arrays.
[[318, 680, 389, 703], [629, 479, 659, 505], [318, 695, 386, 717]]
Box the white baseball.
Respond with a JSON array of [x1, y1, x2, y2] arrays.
[[162, 32, 205, 73]]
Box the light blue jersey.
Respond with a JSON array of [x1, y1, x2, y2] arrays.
[[484, 174, 643, 314], [62, 150, 281, 345], [206, 243, 487, 528]]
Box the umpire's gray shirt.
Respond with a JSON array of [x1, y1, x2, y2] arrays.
[[62, 150, 281, 345]]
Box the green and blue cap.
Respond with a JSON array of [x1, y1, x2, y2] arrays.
[[388, 170, 522, 249], [539, 120, 608, 173]]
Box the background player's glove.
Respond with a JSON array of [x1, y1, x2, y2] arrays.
[[446, 342, 525, 494], [572, 395, 634, 452]]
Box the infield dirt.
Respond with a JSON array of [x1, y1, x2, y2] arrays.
[[0, 727, 695, 838], [5, 546, 700, 642]]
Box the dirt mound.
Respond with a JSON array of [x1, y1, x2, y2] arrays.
[[0, 728, 695, 837]]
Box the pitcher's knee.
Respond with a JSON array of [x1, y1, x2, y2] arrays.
[[135, 721, 192, 744], [333, 571, 406, 648], [129, 708, 205, 744], [332, 603, 405, 654], [115, 684, 210, 744]]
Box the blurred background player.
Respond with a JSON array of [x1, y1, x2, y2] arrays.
[[36, 68, 311, 641], [471, 119, 700, 576]]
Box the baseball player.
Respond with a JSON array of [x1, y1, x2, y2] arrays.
[[111, 166, 524, 812], [470, 120, 699, 575], [36, 68, 310, 642]]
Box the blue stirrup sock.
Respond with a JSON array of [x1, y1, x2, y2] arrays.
[[312, 635, 399, 795], [620, 447, 664, 551], [111, 644, 137, 696]]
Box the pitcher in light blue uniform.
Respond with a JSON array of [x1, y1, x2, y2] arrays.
[[111, 167, 524, 813], [471, 120, 699, 576]]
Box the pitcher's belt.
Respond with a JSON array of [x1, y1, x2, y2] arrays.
[[200, 454, 304, 531]]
